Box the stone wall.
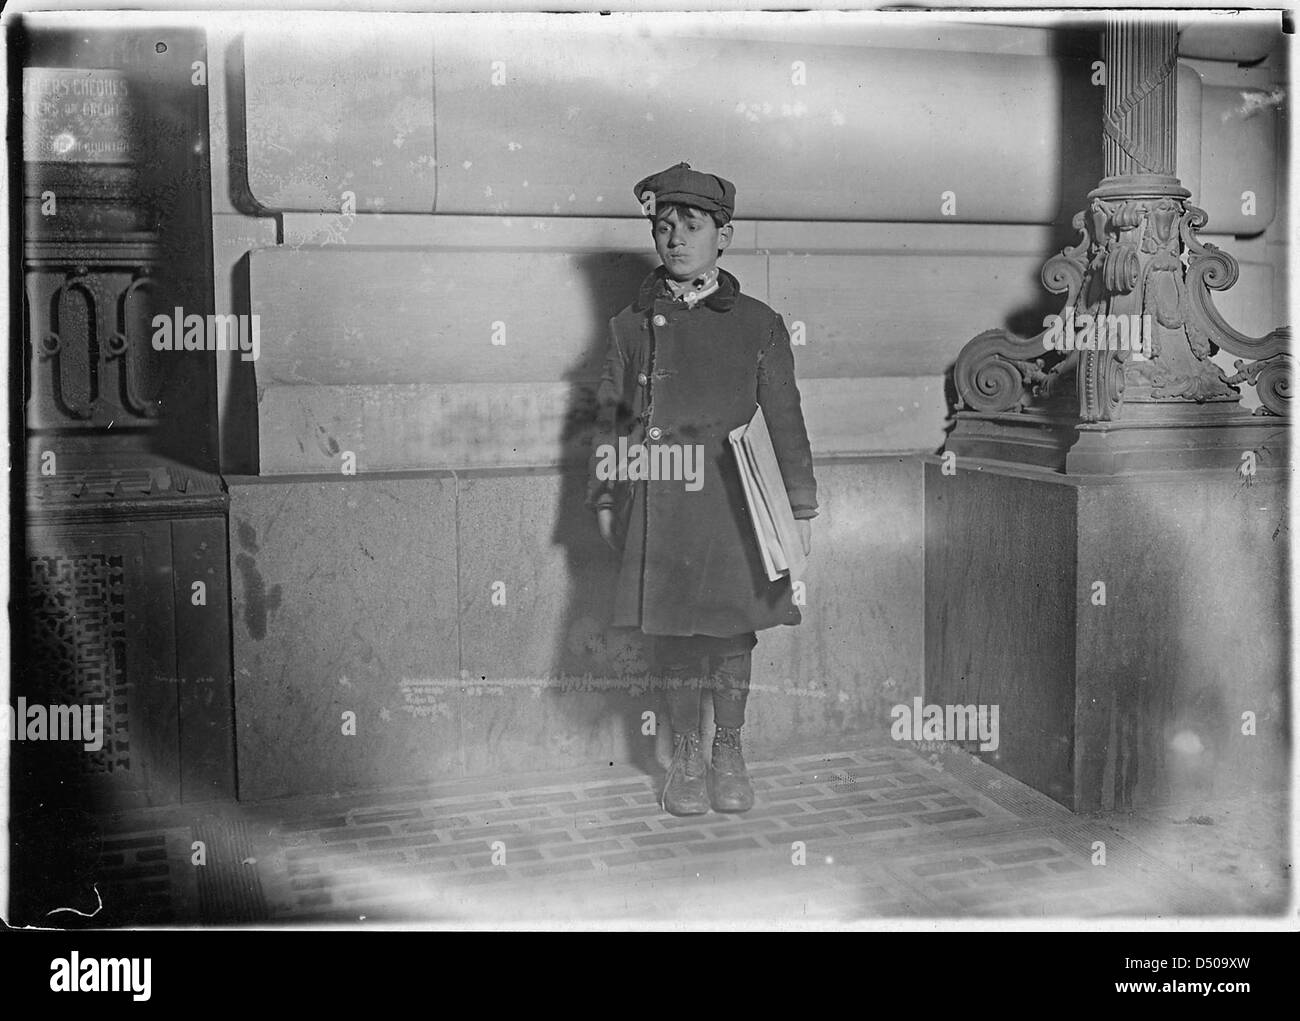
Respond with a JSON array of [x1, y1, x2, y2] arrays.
[[230, 458, 922, 799], [200, 11, 1288, 798]]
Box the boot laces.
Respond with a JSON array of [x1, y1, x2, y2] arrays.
[[660, 731, 701, 809], [713, 726, 744, 773], [714, 725, 743, 751]]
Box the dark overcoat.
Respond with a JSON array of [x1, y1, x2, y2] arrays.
[[586, 266, 818, 638]]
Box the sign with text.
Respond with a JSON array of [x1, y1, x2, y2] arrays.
[[22, 67, 140, 163]]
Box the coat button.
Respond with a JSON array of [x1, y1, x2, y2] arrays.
[[637, 372, 648, 386], [647, 426, 663, 441], [652, 314, 667, 327]]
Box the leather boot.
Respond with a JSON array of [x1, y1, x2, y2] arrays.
[[662, 730, 709, 816], [709, 725, 754, 813]]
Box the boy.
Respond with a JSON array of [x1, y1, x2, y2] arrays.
[[587, 162, 818, 816]]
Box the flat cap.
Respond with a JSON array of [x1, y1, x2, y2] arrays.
[[634, 162, 736, 222]]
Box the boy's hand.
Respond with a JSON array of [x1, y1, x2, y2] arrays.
[[797, 519, 812, 557], [597, 507, 617, 550]]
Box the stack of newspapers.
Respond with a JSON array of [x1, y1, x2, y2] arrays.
[[728, 405, 807, 584]]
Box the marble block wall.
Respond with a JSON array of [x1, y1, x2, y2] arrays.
[[926, 460, 1290, 811], [224, 12, 1281, 235], [230, 457, 922, 800], [210, 14, 1289, 475]]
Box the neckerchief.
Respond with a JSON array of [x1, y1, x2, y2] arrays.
[[664, 267, 720, 308]]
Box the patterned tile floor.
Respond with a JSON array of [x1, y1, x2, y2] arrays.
[[66, 740, 1290, 926]]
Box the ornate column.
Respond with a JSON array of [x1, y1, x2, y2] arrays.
[[928, 17, 1289, 815], [948, 16, 1289, 473]]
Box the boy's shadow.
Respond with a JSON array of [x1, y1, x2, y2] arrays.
[[546, 249, 664, 778]]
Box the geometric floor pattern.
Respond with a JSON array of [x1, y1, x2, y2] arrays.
[[68, 739, 1284, 927]]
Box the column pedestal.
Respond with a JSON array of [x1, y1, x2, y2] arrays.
[[931, 18, 1290, 812], [924, 457, 1288, 812]]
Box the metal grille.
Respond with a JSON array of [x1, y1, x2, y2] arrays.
[[26, 552, 132, 774]]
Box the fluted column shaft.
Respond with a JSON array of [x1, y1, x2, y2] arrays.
[[1101, 17, 1179, 179]]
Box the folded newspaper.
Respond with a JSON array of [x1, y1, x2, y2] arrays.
[[728, 405, 807, 584]]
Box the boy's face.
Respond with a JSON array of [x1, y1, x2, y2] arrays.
[[652, 205, 733, 282]]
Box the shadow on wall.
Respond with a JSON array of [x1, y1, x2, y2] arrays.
[[546, 248, 663, 777], [939, 35, 1104, 448], [220, 36, 264, 476]]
